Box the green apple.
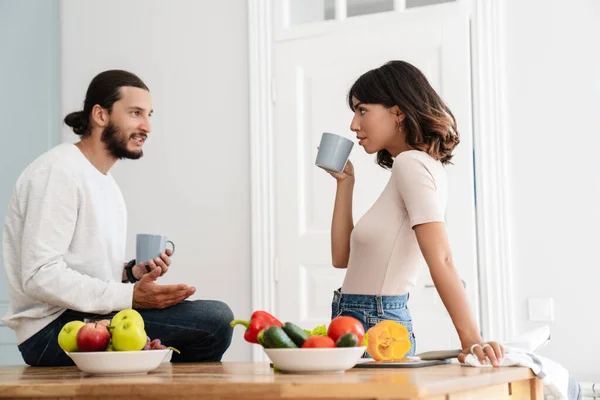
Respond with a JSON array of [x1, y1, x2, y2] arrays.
[[57, 320, 85, 352], [111, 320, 147, 351], [110, 309, 144, 329]]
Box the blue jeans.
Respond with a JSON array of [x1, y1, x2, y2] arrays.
[[18, 300, 234, 367], [331, 288, 416, 356]]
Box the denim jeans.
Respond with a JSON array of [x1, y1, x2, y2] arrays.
[[331, 288, 416, 356], [18, 300, 234, 367]]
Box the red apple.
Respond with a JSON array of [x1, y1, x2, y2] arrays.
[[76, 322, 111, 352], [97, 319, 110, 327]]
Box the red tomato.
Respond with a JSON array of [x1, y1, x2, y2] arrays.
[[301, 336, 336, 348], [327, 316, 365, 345]]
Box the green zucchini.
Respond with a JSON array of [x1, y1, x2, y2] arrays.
[[261, 326, 297, 349], [336, 333, 359, 348], [282, 322, 309, 347]]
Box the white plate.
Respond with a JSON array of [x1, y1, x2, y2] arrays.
[[66, 349, 172, 375], [264, 347, 366, 373]]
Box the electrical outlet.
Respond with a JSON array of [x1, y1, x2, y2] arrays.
[[528, 298, 554, 322]]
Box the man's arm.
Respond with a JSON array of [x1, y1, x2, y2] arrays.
[[19, 166, 133, 313]]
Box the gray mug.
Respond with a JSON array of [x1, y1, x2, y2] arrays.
[[315, 132, 354, 173], [136, 234, 175, 266]]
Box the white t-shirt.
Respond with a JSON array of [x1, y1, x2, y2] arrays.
[[2, 143, 133, 344], [341, 150, 447, 296]]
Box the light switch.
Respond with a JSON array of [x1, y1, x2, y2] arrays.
[[528, 298, 554, 322]]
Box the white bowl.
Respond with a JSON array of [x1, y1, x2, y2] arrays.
[[264, 347, 366, 373], [66, 349, 172, 375]]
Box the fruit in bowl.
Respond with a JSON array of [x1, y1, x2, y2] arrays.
[[111, 318, 147, 351], [231, 312, 368, 373], [111, 309, 145, 329], [327, 316, 365, 346], [57, 320, 85, 352], [261, 318, 366, 372], [76, 322, 111, 352], [57, 309, 178, 375], [263, 346, 366, 373], [57, 309, 174, 354], [65, 349, 172, 375]]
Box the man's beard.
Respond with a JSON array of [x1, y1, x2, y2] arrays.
[[101, 121, 144, 160]]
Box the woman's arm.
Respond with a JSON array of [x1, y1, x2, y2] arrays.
[[414, 222, 504, 366], [328, 161, 355, 268]]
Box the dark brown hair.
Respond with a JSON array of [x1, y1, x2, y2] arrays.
[[348, 61, 459, 167], [64, 70, 149, 136]]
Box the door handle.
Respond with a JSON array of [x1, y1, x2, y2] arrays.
[[424, 279, 466, 289]]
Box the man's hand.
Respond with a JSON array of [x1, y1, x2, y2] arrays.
[[133, 249, 173, 280], [132, 268, 195, 309]]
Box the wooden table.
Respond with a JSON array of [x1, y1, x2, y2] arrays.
[[0, 362, 542, 400]]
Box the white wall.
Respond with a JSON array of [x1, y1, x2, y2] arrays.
[[60, 0, 252, 361], [0, 0, 61, 366], [504, 0, 600, 381]]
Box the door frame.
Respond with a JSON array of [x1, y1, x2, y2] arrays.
[[247, 0, 513, 361]]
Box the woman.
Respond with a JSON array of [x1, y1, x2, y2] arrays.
[[325, 61, 503, 366]]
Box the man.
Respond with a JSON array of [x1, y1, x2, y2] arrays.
[[2, 70, 234, 366]]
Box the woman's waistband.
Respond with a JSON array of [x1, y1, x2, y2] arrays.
[[333, 288, 409, 310]]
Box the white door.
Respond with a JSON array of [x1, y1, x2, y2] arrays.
[[273, 4, 479, 352]]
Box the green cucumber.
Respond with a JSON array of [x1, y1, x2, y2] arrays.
[[336, 333, 359, 348], [261, 326, 297, 349], [257, 329, 270, 348], [282, 322, 309, 347]]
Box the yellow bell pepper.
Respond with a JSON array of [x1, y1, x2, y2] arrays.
[[366, 320, 411, 362]]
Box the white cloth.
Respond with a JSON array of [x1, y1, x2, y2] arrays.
[[462, 348, 580, 400], [2, 143, 133, 344]]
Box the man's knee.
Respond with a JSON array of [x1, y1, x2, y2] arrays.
[[190, 299, 234, 354], [208, 300, 234, 352]]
